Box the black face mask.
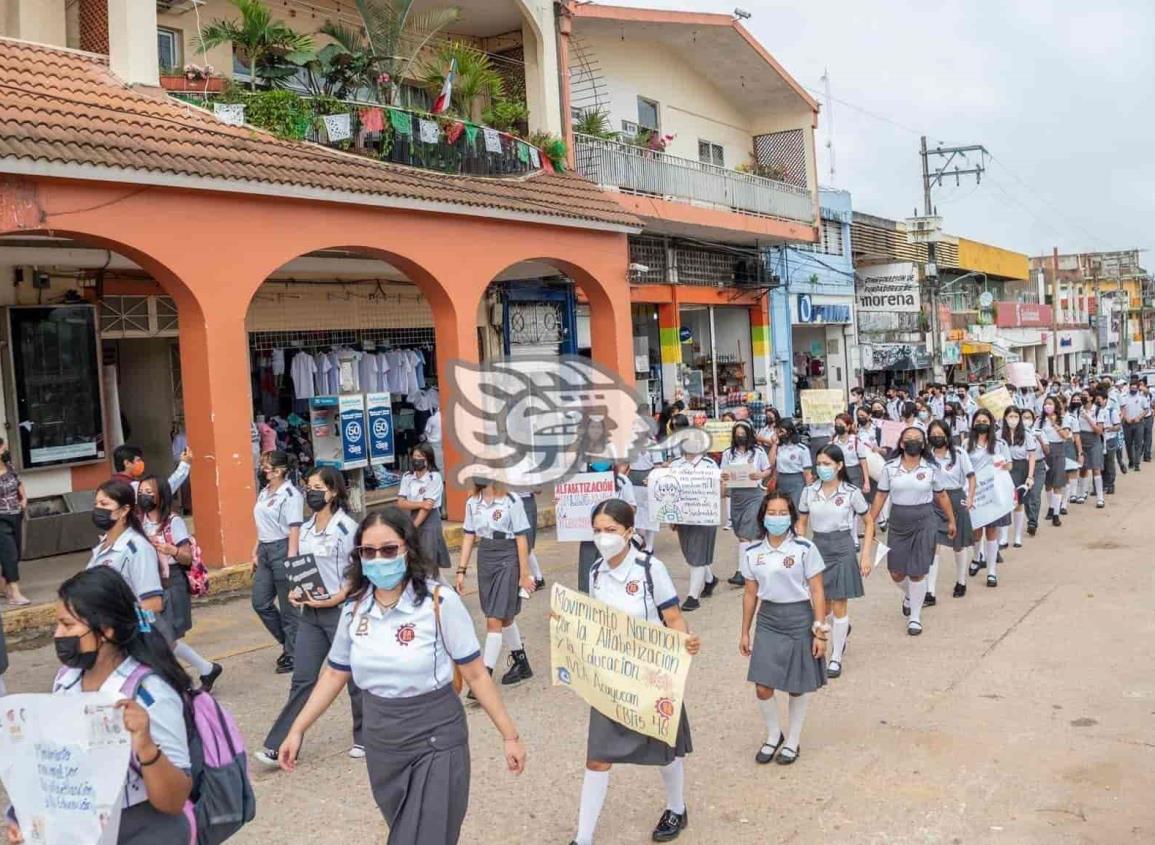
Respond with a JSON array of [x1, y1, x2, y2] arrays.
[[136, 494, 156, 513], [857, 417, 870, 427], [928, 435, 947, 448], [305, 490, 329, 512], [902, 441, 924, 457], [412, 459, 427, 471], [872, 410, 885, 419], [55, 634, 99, 671], [91, 507, 117, 532], [973, 423, 990, 434], [834, 423, 847, 435]]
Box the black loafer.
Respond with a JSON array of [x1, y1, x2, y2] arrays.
[[701, 578, 718, 598], [923, 593, 937, 607], [275, 657, 294, 675], [755, 732, 784, 764], [652, 808, 688, 842], [200, 663, 224, 693], [952, 582, 966, 598], [987, 574, 998, 588], [907, 620, 923, 636], [680, 597, 701, 612], [1013, 542, 1022, 548], [1060, 507, 1069, 515], [727, 571, 746, 587], [902, 599, 911, 617], [1052, 515, 1062, 526], [1027, 525, 1037, 536], [827, 660, 842, 679], [776, 745, 801, 765]]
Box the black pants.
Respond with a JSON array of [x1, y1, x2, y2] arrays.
[[252, 539, 297, 658], [1145, 417, 1154, 461], [1103, 445, 1118, 491], [1024, 469, 1045, 529], [0, 512, 22, 583], [1124, 422, 1143, 468]]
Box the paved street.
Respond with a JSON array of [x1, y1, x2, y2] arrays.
[[5, 478, 1155, 845]]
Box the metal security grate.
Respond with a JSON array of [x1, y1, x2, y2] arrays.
[[629, 236, 668, 284], [753, 130, 807, 187]]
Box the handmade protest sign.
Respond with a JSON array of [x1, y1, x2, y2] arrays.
[[550, 584, 691, 745], [800, 389, 845, 425], [647, 463, 721, 525], [0, 692, 132, 845], [632, 483, 658, 532], [1007, 362, 1037, 388], [979, 387, 1013, 420], [878, 420, 905, 450], [703, 421, 732, 452], [969, 464, 1015, 529], [554, 472, 616, 542]]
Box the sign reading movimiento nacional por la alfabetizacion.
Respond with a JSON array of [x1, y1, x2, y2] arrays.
[[856, 262, 920, 313]]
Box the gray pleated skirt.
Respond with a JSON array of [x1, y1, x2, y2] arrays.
[[587, 705, 693, 765], [730, 486, 764, 542], [1044, 442, 1067, 487], [364, 684, 470, 845], [845, 464, 865, 490], [886, 502, 936, 578], [1065, 439, 1079, 472], [415, 509, 451, 571], [161, 568, 193, 639], [936, 487, 973, 550], [675, 524, 716, 568], [776, 472, 806, 509], [1010, 458, 1030, 492], [477, 538, 521, 620], [1080, 431, 1104, 470], [118, 800, 192, 844], [748, 599, 826, 694], [521, 495, 538, 551], [812, 529, 863, 601]]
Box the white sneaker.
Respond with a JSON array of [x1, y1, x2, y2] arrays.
[[253, 749, 280, 769], [348, 745, 366, 760]]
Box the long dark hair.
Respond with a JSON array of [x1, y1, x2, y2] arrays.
[[58, 567, 192, 697], [345, 507, 432, 606], [897, 425, 935, 464], [307, 466, 348, 513], [411, 442, 438, 473], [1041, 393, 1065, 426], [926, 419, 958, 468], [755, 490, 798, 540], [263, 449, 298, 485], [778, 418, 800, 444], [96, 479, 146, 538], [727, 421, 756, 460], [816, 443, 849, 483], [968, 409, 998, 454], [1002, 405, 1026, 447], [135, 474, 174, 522]]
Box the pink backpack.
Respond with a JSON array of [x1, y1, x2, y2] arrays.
[[164, 517, 210, 598]]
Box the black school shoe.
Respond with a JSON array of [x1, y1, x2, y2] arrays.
[[1052, 514, 1062, 527], [923, 593, 937, 607], [534, 578, 546, 591], [200, 663, 224, 693], [1027, 525, 1037, 536], [953, 582, 967, 598], [701, 577, 718, 598], [1045, 507, 1055, 520], [680, 597, 701, 612], [728, 571, 746, 587], [275, 654, 294, 675], [652, 808, 688, 842], [501, 650, 533, 686]]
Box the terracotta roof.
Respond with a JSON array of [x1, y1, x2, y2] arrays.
[[0, 38, 639, 230]]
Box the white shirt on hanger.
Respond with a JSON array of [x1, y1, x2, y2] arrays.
[[291, 352, 318, 400]]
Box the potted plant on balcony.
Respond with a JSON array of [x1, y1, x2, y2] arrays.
[[160, 64, 226, 93]]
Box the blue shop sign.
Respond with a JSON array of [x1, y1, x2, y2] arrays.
[[796, 294, 851, 325], [366, 392, 396, 465], [338, 395, 369, 470]]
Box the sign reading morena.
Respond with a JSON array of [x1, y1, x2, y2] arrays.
[[856, 262, 920, 313]]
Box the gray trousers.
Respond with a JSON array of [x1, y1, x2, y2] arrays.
[[1024, 466, 1046, 529], [1124, 422, 1144, 468], [1145, 417, 1153, 461], [264, 605, 362, 752], [252, 538, 297, 658]]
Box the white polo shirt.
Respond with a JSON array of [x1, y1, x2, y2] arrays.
[[327, 581, 481, 699], [740, 535, 826, 604], [721, 445, 770, 474], [1077, 407, 1102, 433], [399, 470, 445, 508], [463, 493, 530, 539], [53, 657, 190, 810], [1006, 429, 1039, 462], [86, 528, 163, 602], [140, 514, 191, 580], [798, 482, 868, 533], [299, 509, 358, 595], [968, 439, 1012, 473], [877, 458, 944, 506], [775, 443, 812, 475], [931, 448, 974, 490], [830, 434, 869, 468], [254, 482, 304, 543], [589, 548, 679, 625]]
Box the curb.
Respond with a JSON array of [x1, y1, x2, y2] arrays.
[[3, 505, 556, 638]]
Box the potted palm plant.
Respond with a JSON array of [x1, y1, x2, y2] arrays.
[[195, 0, 313, 90]]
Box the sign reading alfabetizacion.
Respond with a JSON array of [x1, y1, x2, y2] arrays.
[[856, 262, 920, 313]]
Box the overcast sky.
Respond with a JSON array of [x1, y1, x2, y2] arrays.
[[603, 0, 1154, 260]]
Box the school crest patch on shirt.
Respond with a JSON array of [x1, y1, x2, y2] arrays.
[[916, 472, 926, 481], [625, 580, 641, 595], [835, 496, 845, 507], [395, 623, 417, 645], [783, 555, 796, 568], [492, 509, 503, 522]]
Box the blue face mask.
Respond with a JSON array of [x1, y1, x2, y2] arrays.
[[589, 460, 613, 473], [763, 515, 793, 536], [363, 556, 407, 589], [816, 465, 837, 482]]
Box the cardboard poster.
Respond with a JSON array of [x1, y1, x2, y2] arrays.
[[969, 464, 1015, 529], [647, 464, 721, 526], [800, 389, 845, 425], [878, 420, 905, 450], [554, 472, 616, 542], [1007, 362, 1038, 389], [703, 421, 732, 452], [0, 692, 132, 845], [633, 484, 658, 533], [979, 387, 1013, 420], [550, 584, 692, 745]]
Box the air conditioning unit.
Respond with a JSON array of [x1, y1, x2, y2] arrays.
[[620, 120, 639, 135]]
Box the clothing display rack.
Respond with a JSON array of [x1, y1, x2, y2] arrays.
[[248, 326, 436, 361]]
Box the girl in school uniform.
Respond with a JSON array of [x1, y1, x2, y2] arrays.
[[279, 508, 527, 845], [1038, 395, 1075, 527], [137, 475, 221, 691], [14, 567, 195, 843], [927, 420, 975, 600], [251, 450, 303, 674], [795, 446, 869, 679], [966, 409, 1013, 587], [1076, 392, 1109, 508], [456, 480, 536, 686], [87, 480, 166, 620], [1021, 409, 1047, 535], [861, 427, 956, 635], [830, 413, 872, 496], [576, 460, 636, 595], [628, 434, 662, 555], [396, 444, 451, 574], [667, 437, 720, 612], [1064, 393, 1089, 511], [774, 419, 813, 511], [519, 488, 546, 590], [256, 467, 364, 768], [739, 491, 828, 765], [569, 499, 700, 845], [755, 407, 782, 451], [1002, 408, 1039, 546], [721, 421, 773, 589]]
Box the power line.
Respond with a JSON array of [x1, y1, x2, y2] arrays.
[[985, 153, 1111, 249]]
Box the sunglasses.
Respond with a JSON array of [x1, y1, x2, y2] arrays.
[[355, 543, 403, 560]]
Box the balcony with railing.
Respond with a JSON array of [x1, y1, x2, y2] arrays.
[[573, 134, 815, 225]]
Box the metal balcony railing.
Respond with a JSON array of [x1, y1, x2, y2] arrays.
[[573, 134, 815, 224]]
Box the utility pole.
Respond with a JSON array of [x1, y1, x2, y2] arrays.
[[1051, 247, 1060, 376], [918, 136, 987, 385]]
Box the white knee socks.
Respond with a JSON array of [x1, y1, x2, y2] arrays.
[[785, 694, 811, 750], [1077, 475, 1087, 498], [1094, 475, 1104, 503], [758, 695, 781, 743], [659, 758, 686, 814], [527, 552, 543, 581], [998, 525, 1008, 546], [1050, 490, 1063, 513], [688, 567, 707, 599], [831, 615, 850, 663], [502, 624, 523, 652], [705, 565, 717, 584], [173, 640, 213, 677], [986, 538, 999, 577], [954, 548, 969, 584], [894, 576, 911, 601], [926, 554, 939, 597], [574, 769, 610, 845], [483, 632, 502, 670], [1013, 510, 1025, 544], [907, 578, 927, 624]]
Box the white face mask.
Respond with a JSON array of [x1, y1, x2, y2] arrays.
[[593, 532, 628, 559]]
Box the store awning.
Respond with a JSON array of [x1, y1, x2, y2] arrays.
[[961, 341, 992, 354], [991, 343, 1012, 359]]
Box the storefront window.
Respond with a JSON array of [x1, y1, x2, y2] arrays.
[[7, 305, 105, 468]]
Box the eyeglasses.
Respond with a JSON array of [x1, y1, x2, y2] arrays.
[[355, 543, 403, 560]]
